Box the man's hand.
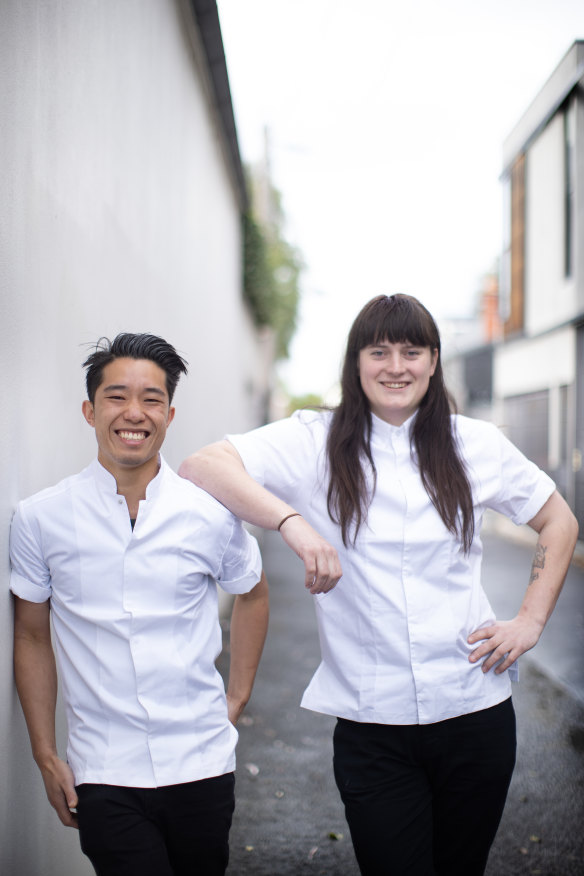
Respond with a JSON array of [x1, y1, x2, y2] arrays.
[[226, 693, 246, 727], [278, 514, 342, 594], [39, 754, 79, 828], [468, 616, 544, 674]]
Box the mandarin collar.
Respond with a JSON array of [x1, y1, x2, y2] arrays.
[[370, 410, 417, 445], [89, 454, 166, 498]]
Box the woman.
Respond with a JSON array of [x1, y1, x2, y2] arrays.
[[179, 294, 578, 875]]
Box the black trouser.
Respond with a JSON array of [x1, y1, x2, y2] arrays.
[[76, 773, 235, 876], [333, 698, 516, 876]]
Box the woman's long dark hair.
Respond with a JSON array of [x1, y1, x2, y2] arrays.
[[326, 294, 474, 552]]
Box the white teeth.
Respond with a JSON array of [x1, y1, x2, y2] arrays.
[[119, 431, 146, 440], [384, 383, 407, 389]]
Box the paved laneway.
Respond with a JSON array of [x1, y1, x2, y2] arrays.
[[218, 531, 584, 876]]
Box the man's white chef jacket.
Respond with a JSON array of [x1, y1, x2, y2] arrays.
[[228, 410, 555, 726], [9, 456, 262, 787]]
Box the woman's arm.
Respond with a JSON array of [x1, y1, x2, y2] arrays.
[[179, 441, 342, 594], [468, 490, 579, 673]]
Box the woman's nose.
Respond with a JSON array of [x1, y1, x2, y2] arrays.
[[386, 353, 404, 373]]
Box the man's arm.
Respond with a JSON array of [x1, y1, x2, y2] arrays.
[[13, 596, 78, 828], [468, 490, 579, 673], [179, 441, 342, 594], [226, 571, 269, 725]]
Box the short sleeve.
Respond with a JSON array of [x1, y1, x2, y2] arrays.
[[216, 516, 262, 595], [459, 418, 556, 525], [9, 504, 52, 603], [226, 410, 327, 503]]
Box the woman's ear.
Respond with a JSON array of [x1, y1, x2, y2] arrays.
[[430, 348, 439, 376]]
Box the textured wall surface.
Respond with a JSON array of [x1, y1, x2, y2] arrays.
[[0, 2, 266, 872]]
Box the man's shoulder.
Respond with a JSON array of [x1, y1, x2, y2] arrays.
[[161, 464, 234, 521], [18, 466, 92, 514]]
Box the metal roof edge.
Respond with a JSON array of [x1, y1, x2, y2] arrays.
[[184, 0, 248, 210], [501, 40, 584, 178]]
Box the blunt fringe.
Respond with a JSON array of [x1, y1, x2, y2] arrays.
[[326, 294, 475, 553], [83, 333, 188, 403]]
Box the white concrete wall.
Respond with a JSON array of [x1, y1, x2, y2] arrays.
[[0, 2, 267, 872], [524, 113, 576, 336]]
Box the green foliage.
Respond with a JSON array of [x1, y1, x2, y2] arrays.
[[242, 212, 273, 327], [242, 178, 302, 360], [265, 235, 302, 359], [286, 392, 324, 416]]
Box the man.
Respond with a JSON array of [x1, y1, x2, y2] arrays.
[[10, 333, 268, 876]]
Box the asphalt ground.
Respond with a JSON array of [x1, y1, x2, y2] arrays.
[[217, 531, 584, 876]]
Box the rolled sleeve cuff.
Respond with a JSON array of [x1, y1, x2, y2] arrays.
[[219, 535, 262, 595], [10, 572, 51, 603], [511, 476, 556, 527]]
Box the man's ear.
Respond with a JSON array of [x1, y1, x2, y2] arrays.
[[166, 406, 176, 427], [82, 400, 95, 427]]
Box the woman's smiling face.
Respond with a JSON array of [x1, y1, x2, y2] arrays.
[[358, 340, 438, 426]]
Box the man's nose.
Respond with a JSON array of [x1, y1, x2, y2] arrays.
[[124, 401, 145, 421]]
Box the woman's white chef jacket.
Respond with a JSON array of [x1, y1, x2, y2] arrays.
[[227, 410, 555, 725], [9, 457, 262, 787]]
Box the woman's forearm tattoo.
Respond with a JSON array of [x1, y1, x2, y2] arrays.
[[529, 542, 547, 583]]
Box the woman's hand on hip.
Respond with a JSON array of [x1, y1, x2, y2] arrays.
[[467, 616, 544, 674]]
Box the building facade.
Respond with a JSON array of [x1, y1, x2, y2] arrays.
[[444, 42, 584, 535], [498, 40, 584, 524]]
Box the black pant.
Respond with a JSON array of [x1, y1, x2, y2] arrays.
[[333, 698, 516, 876], [76, 773, 235, 876]]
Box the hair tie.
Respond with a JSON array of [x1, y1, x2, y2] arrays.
[[277, 512, 302, 531]]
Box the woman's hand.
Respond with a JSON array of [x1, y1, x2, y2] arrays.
[[469, 490, 578, 675], [180, 441, 343, 594], [278, 514, 342, 594], [467, 616, 544, 674]]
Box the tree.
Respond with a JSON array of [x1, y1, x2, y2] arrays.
[[242, 172, 302, 360]]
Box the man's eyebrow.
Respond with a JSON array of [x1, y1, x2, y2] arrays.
[[102, 384, 167, 397], [142, 387, 167, 397]]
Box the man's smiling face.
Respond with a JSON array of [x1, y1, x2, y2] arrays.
[[82, 357, 175, 481]]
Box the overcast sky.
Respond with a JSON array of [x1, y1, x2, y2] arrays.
[[217, 0, 584, 397]]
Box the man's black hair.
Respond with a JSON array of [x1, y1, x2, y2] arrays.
[[83, 333, 188, 404]]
